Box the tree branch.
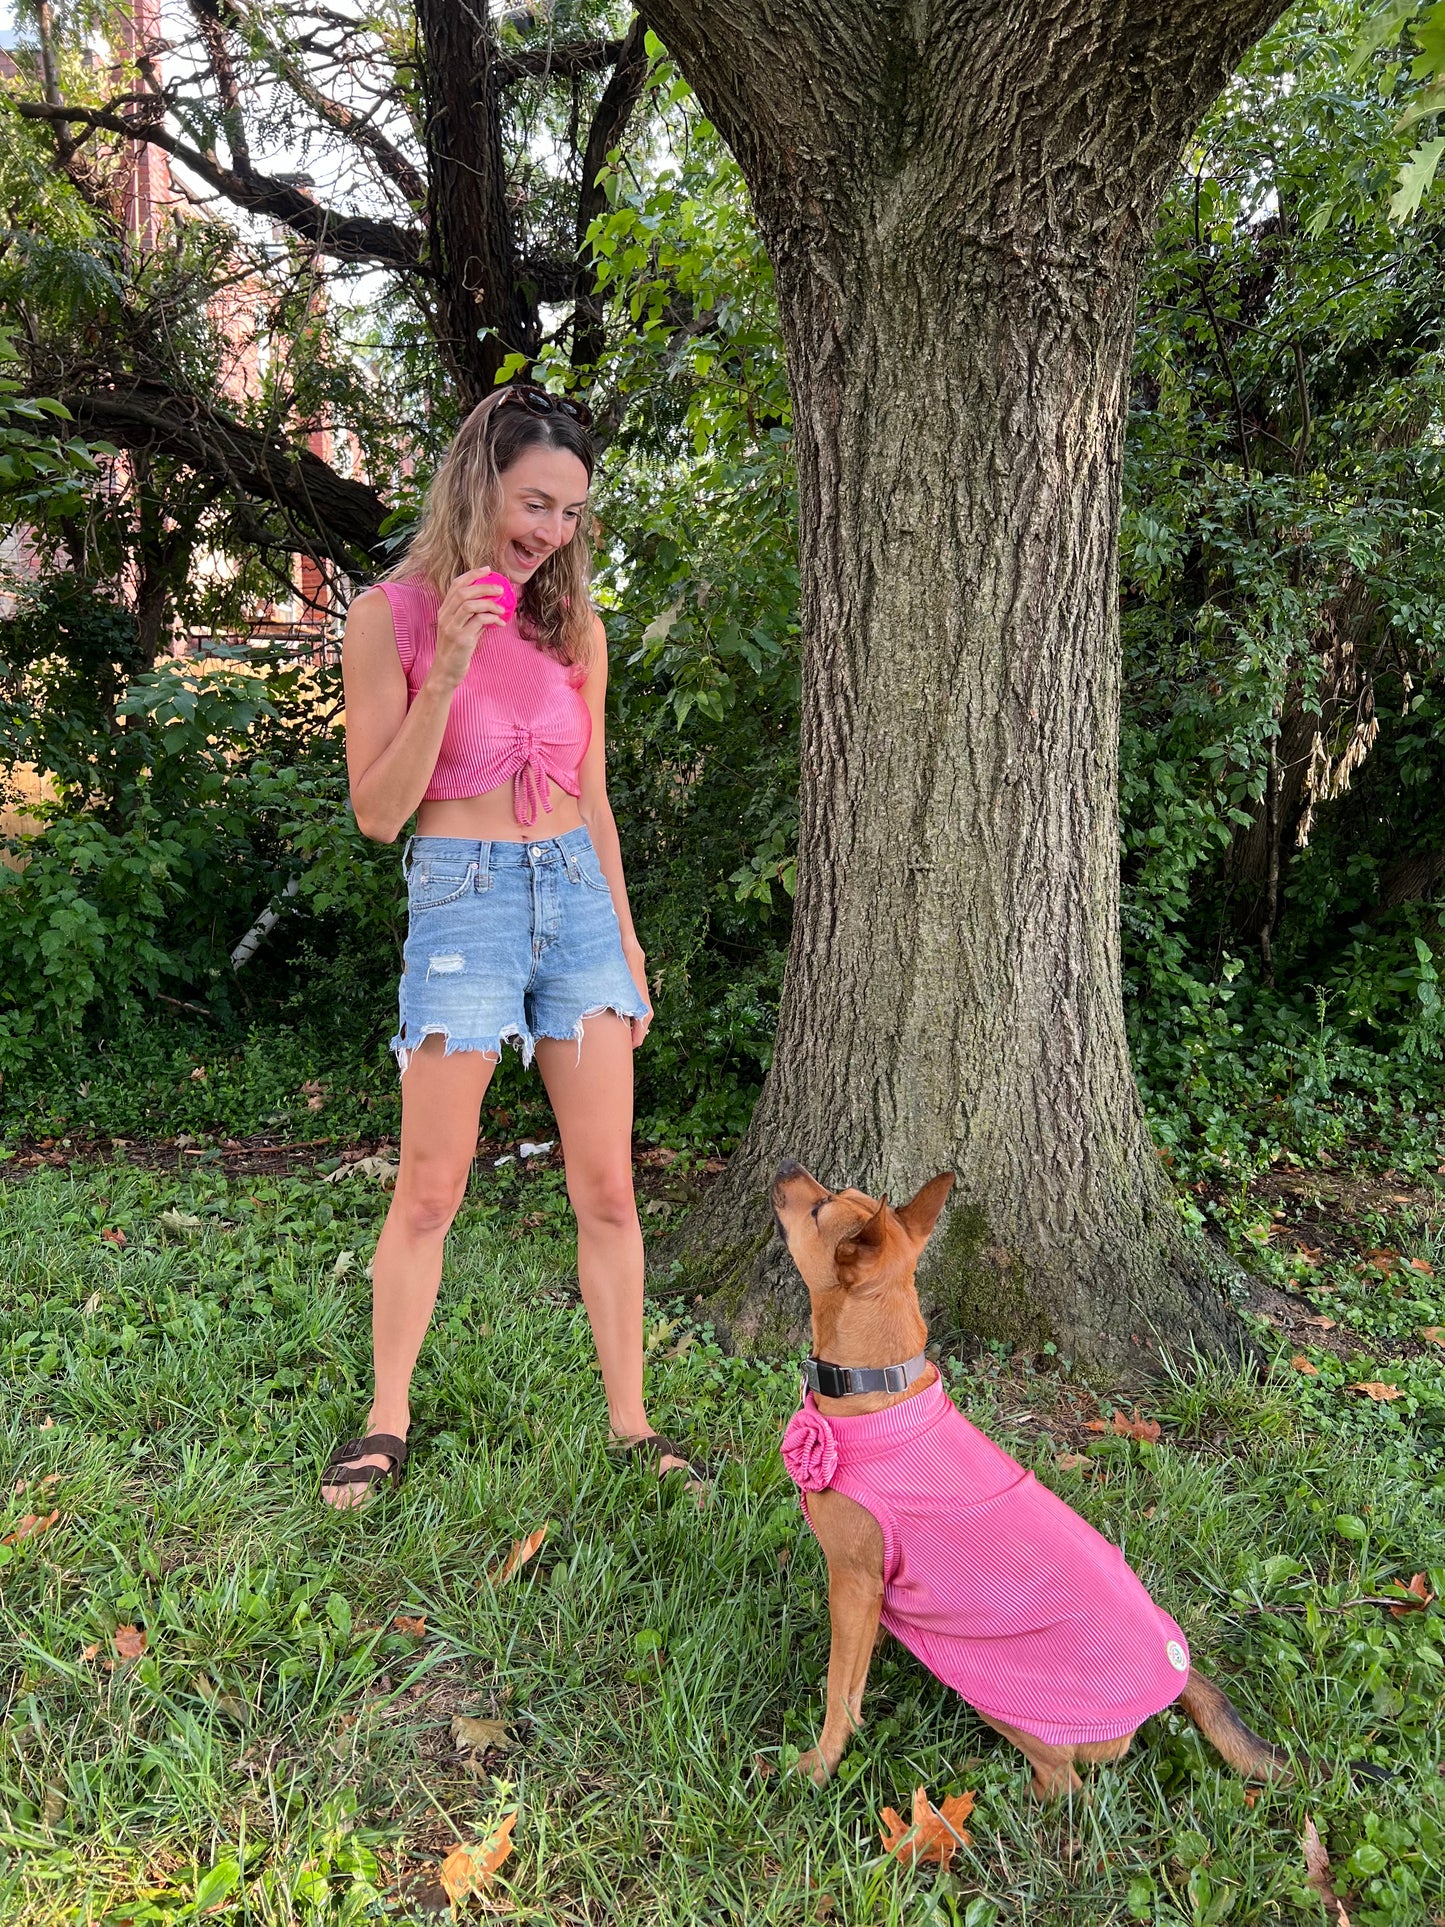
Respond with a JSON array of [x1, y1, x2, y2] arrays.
[[494, 37, 628, 84], [192, 0, 430, 210], [573, 14, 651, 367], [52, 379, 390, 571], [13, 100, 425, 270]]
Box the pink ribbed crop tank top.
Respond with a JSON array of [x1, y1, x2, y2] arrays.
[[380, 578, 591, 828]]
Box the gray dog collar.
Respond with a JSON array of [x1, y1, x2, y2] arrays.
[[803, 1352, 929, 1399]]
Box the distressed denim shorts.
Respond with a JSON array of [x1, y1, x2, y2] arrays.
[[390, 828, 649, 1073]]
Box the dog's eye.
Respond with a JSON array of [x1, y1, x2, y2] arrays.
[[810, 1200, 823, 1220]]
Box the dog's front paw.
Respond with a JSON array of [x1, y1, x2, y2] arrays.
[[793, 1746, 834, 1788]]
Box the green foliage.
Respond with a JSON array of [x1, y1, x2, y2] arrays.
[[0, 581, 398, 1092], [0, 329, 109, 522]]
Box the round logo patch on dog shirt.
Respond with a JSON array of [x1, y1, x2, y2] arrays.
[[1166, 1640, 1188, 1673]]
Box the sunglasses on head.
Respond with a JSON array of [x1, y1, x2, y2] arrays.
[[493, 383, 593, 430]]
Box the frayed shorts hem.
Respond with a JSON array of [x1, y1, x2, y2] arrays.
[[390, 1001, 641, 1077]]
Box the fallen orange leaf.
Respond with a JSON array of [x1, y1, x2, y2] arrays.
[[1305, 1316, 1337, 1330], [1349, 1381, 1403, 1401], [1302, 1816, 1351, 1925], [80, 1641, 100, 1661], [1388, 1574, 1435, 1618], [438, 1810, 517, 1902], [491, 1525, 547, 1586], [1055, 1452, 1093, 1472], [879, 1786, 975, 1871], [2, 1509, 59, 1545], [1419, 1327, 1445, 1346], [1243, 1789, 1258, 1808], [100, 1228, 126, 1247], [113, 1625, 147, 1660], [1111, 1407, 1162, 1442], [1409, 1258, 1435, 1276], [1291, 1356, 1320, 1376], [1082, 1418, 1108, 1433], [393, 1615, 426, 1639]]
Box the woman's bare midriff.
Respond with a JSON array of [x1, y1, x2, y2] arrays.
[[416, 779, 585, 844]]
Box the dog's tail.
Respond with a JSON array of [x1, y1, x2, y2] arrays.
[[1178, 1668, 1292, 1783]]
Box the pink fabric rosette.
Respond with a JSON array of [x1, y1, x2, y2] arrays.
[[781, 1406, 839, 1493]]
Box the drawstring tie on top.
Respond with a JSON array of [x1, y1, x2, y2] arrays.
[[511, 726, 553, 827]]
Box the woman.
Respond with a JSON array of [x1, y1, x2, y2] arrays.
[[323, 384, 705, 1507]]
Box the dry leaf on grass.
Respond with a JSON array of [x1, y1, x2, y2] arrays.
[[393, 1615, 426, 1639], [113, 1625, 147, 1660], [1419, 1327, 1445, 1347], [878, 1786, 975, 1871], [195, 1675, 250, 1722], [438, 1810, 517, 1903], [2, 1509, 59, 1544], [325, 1156, 399, 1187], [1364, 1248, 1398, 1272], [452, 1715, 513, 1753], [1349, 1381, 1403, 1401], [1409, 1257, 1435, 1276], [158, 1209, 204, 1235], [1083, 1407, 1161, 1441], [1302, 1816, 1352, 1925], [100, 1227, 126, 1247], [490, 1525, 547, 1586], [1305, 1316, 1338, 1330], [1388, 1574, 1435, 1617], [1055, 1453, 1093, 1472], [1291, 1355, 1321, 1376]]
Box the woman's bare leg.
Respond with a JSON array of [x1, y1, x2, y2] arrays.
[[535, 1015, 689, 1476], [321, 1035, 494, 1508]]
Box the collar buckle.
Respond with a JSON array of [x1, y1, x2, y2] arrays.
[[803, 1352, 928, 1399]]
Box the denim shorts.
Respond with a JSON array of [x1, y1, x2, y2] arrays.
[[390, 828, 648, 1072]]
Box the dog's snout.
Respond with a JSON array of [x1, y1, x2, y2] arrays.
[[775, 1158, 807, 1183]]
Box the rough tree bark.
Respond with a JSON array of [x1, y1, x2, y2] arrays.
[[415, 0, 540, 403], [640, 0, 1292, 1374]]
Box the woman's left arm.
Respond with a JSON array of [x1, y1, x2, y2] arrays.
[[576, 616, 652, 1047]]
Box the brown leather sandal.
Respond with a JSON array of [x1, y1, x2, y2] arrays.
[[321, 1431, 408, 1503]]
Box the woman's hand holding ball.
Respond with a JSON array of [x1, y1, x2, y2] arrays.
[[430, 569, 516, 692]]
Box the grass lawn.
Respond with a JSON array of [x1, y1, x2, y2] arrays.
[[1, 1145, 1444, 1925]]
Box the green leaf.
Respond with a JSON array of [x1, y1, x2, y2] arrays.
[[1334, 1513, 1369, 1540], [1389, 135, 1445, 220], [1345, 0, 1422, 77], [191, 1857, 241, 1913]]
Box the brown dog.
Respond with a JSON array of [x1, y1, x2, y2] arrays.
[[771, 1159, 1289, 1798]]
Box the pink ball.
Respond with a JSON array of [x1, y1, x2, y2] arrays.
[[472, 571, 517, 623]]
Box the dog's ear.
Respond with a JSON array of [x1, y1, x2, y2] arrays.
[[835, 1195, 889, 1278], [895, 1172, 954, 1248]]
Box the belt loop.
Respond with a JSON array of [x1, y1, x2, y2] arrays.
[[563, 842, 581, 884], [401, 833, 416, 880], [478, 839, 492, 890]]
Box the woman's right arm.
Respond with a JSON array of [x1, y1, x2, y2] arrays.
[[341, 578, 502, 843]]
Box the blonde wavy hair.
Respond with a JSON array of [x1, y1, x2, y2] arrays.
[[385, 389, 597, 671]]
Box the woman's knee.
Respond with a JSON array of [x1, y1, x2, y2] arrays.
[[569, 1172, 637, 1234], [394, 1168, 469, 1239]]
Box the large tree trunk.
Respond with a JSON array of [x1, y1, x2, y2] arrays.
[[416, 0, 541, 404], [642, 0, 1291, 1374]]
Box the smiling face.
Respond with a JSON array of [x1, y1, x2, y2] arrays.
[[495, 444, 591, 584]]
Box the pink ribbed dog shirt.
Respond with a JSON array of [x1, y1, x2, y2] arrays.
[[782, 1370, 1190, 1745]]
